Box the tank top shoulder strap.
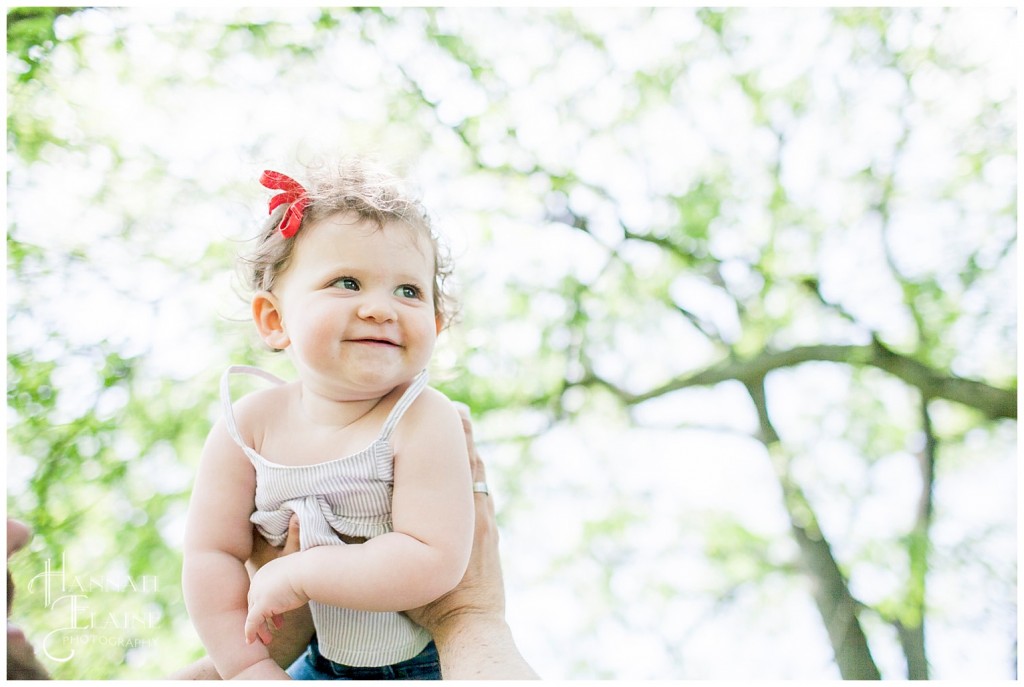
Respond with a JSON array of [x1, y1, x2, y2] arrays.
[[378, 369, 430, 442], [220, 365, 287, 451]]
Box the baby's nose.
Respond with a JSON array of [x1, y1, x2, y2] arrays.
[[357, 295, 397, 322]]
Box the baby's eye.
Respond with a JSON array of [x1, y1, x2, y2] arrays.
[[331, 277, 359, 291], [395, 284, 422, 299]]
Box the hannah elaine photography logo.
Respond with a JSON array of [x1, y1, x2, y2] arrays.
[[27, 552, 161, 662]]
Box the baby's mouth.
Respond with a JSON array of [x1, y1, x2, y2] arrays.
[[350, 338, 400, 347]]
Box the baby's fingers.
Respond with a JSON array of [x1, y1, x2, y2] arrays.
[[243, 610, 259, 645], [243, 609, 275, 646]]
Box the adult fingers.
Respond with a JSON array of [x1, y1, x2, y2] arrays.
[[281, 515, 301, 556]]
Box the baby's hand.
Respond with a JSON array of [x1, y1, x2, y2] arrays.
[[244, 556, 309, 646]]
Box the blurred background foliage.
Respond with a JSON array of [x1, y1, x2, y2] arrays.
[[6, 6, 1016, 679]]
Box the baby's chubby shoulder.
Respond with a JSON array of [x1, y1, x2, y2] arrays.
[[407, 384, 460, 419], [395, 384, 463, 439], [229, 382, 295, 445], [392, 385, 468, 465]]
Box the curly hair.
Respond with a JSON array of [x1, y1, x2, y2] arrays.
[[239, 158, 454, 326]]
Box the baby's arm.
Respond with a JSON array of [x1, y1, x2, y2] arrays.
[[245, 389, 473, 640], [183, 418, 289, 679]]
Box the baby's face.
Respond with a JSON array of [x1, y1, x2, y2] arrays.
[[269, 212, 440, 400]]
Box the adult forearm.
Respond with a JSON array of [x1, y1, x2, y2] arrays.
[[431, 615, 539, 680]]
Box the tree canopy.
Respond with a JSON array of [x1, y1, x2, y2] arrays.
[[7, 6, 1016, 679]]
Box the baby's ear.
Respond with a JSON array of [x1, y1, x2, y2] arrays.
[[252, 291, 290, 350]]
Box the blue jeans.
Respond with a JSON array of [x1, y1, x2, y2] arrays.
[[286, 636, 441, 680]]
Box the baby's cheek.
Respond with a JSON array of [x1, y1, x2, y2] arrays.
[[304, 315, 343, 349]]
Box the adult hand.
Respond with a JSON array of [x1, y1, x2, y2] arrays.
[[246, 515, 300, 576], [7, 519, 52, 680]]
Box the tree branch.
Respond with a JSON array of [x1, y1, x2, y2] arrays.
[[743, 376, 881, 680], [582, 338, 1016, 420], [894, 394, 936, 679]]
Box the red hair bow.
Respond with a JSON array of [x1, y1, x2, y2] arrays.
[[260, 170, 309, 239]]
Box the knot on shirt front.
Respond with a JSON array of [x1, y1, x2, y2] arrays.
[[250, 497, 364, 552]]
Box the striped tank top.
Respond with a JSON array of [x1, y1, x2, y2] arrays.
[[220, 365, 432, 667]]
